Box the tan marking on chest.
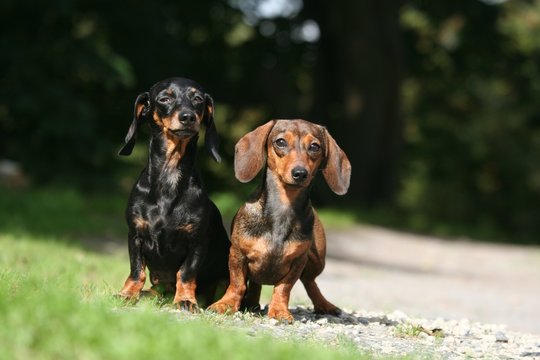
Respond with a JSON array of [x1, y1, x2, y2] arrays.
[[239, 235, 269, 260], [239, 234, 311, 282], [177, 223, 195, 233], [134, 217, 149, 231], [164, 134, 189, 169], [282, 240, 311, 261]]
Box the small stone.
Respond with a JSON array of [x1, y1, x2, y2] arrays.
[[316, 317, 329, 325], [521, 352, 540, 357], [495, 331, 509, 343]]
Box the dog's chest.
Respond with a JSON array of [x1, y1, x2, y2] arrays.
[[137, 198, 203, 253], [240, 218, 312, 284]]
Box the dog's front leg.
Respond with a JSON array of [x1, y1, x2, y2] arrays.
[[267, 255, 309, 324], [208, 246, 247, 314], [119, 232, 147, 299], [173, 248, 205, 312]]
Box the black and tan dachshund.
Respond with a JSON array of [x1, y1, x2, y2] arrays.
[[209, 119, 351, 322], [117, 77, 229, 311]]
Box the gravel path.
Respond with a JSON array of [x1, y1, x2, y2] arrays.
[[291, 226, 540, 335], [282, 225, 540, 358], [105, 224, 540, 358], [171, 307, 540, 359]]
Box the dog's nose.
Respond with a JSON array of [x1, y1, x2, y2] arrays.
[[291, 167, 308, 182], [180, 113, 196, 125]]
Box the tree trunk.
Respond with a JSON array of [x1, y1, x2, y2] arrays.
[[305, 0, 404, 206]]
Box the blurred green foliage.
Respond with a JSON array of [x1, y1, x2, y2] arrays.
[[399, 1, 540, 242], [0, 186, 125, 239], [2, 0, 540, 243]]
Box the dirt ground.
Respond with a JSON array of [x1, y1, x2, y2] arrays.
[[291, 225, 540, 335]]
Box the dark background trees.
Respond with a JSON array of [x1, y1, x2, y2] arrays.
[[2, 0, 540, 243], [305, 0, 404, 206]]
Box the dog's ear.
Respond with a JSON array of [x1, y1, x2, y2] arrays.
[[203, 93, 221, 162], [118, 92, 150, 156], [235, 120, 276, 183], [321, 128, 351, 195]]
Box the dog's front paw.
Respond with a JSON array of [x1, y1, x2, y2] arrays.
[[117, 291, 137, 298], [268, 307, 294, 324], [118, 275, 146, 300], [173, 294, 199, 313], [175, 299, 199, 313], [117, 287, 141, 299], [207, 300, 238, 314]]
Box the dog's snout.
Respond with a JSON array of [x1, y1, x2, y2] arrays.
[[291, 167, 308, 182], [180, 112, 196, 125]]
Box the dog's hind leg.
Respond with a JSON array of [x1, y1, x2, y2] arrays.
[[241, 281, 262, 312], [301, 277, 341, 315]]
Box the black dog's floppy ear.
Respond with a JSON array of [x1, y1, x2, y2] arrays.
[[321, 128, 351, 195], [203, 93, 221, 162], [234, 120, 276, 183], [118, 92, 150, 156]]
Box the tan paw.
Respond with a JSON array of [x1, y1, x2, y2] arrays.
[[208, 301, 238, 314], [175, 299, 199, 313], [268, 308, 294, 324]]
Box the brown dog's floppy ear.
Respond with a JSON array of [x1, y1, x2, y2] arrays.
[[118, 92, 150, 156], [321, 128, 351, 195], [203, 94, 221, 162], [234, 120, 276, 183]]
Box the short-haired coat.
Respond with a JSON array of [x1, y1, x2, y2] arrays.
[[117, 77, 229, 311], [209, 119, 351, 322]]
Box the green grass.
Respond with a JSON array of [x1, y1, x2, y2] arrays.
[[394, 323, 425, 338], [393, 323, 444, 341], [0, 187, 126, 238], [317, 208, 359, 229], [0, 187, 377, 360], [0, 234, 363, 360]]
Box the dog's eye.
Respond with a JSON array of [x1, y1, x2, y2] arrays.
[[193, 95, 204, 103], [275, 138, 287, 148], [158, 97, 172, 105], [308, 143, 321, 152]]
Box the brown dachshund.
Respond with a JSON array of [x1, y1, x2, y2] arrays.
[[209, 119, 351, 322]]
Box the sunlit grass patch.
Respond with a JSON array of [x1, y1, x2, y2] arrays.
[[0, 232, 376, 360], [317, 208, 359, 229], [0, 187, 373, 360]]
